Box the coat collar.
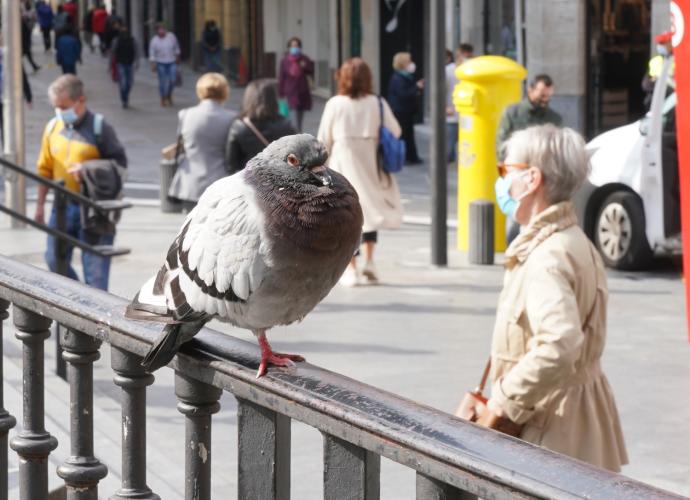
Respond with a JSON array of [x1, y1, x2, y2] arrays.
[[504, 201, 578, 269]]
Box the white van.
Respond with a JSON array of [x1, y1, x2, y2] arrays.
[[575, 56, 680, 269]]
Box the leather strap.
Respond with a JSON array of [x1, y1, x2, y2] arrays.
[[242, 117, 270, 146], [477, 358, 491, 393]]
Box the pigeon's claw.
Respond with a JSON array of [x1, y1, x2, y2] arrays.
[[256, 333, 306, 378]]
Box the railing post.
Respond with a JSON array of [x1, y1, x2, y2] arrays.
[[9, 305, 58, 500], [175, 372, 221, 500], [54, 186, 69, 381], [0, 300, 16, 500], [56, 328, 108, 499], [236, 398, 290, 500], [415, 473, 475, 500], [323, 434, 380, 500], [110, 346, 160, 500]]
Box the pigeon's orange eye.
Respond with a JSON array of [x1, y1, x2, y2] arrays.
[[287, 154, 300, 167]]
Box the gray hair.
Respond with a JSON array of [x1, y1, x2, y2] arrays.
[[47, 75, 84, 101], [504, 124, 590, 204]]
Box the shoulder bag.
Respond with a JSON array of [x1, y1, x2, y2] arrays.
[[242, 117, 270, 147], [377, 96, 406, 174]]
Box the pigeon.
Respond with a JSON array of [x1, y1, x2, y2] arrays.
[[125, 134, 363, 377]]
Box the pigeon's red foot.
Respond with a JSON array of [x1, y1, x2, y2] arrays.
[[256, 334, 305, 378]]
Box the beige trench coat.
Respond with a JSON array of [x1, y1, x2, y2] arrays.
[[317, 94, 403, 232], [487, 202, 628, 472]]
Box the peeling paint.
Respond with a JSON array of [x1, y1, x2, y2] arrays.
[[198, 442, 208, 463]]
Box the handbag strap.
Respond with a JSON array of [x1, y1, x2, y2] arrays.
[[242, 117, 270, 147], [476, 357, 492, 393], [377, 95, 384, 137]]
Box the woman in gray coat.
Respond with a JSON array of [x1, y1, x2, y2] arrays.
[[168, 72, 235, 211]]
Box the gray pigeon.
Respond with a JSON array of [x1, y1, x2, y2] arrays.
[[126, 134, 363, 377]]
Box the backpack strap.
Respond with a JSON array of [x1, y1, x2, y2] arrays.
[[93, 112, 104, 146]]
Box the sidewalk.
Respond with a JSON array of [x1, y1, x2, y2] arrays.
[[0, 39, 688, 498]]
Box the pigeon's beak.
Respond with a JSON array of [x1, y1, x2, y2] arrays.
[[309, 165, 332, 187]]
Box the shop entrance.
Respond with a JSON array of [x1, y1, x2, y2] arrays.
[[586, 0, 651, 138]]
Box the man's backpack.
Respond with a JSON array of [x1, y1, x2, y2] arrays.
[[377, 97, 406, 174]]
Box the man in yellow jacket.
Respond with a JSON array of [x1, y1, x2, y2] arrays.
[[643, 31, 675, 107], [35, 74, 127, 290]]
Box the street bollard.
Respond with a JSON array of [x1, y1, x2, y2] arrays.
[[159, 158, 182, 213], [469, 200, 494, 265]]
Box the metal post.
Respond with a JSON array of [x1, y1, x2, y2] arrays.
[[111, 347, 160, 500], [175, 372, 221, 500], [55, 188, 69, 380], [323, 433, 380, 500], [57, 329, 108, 499], [237, 398, 291, 500], [10, 305, 58, 500], [2, 0, 26, 227], [515, 0, 525, 67], [430, 0, 447, 266], [0, 300, 16, 500], [416, 473, 475, 500]]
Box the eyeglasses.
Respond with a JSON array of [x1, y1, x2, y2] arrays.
[[496, 162, 531, 178]]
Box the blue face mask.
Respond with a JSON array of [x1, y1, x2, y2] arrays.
[[495, 171, 529, 217], [289, 46, 301, 56], [55, 107, 78, 125], [657, 44, 669, 56]]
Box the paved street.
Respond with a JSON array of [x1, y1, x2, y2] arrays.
[[0, 44, 688, 498]]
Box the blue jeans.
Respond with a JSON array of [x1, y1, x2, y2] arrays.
[[203, 49, 222, 72], [156, 62, 176, 99], [117, 63, 134, 105], [45, 203, 114, 291], [446, 122, 458, 163]]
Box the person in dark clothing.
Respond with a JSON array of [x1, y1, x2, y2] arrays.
[[201, 20, 223, 72], [36, 0, 54, 52], [387, 51, 423, 164], [278, 37, 314, 132], [53, 5, 70, 37], [56, 26, 82, 75], [82, 7, 95, 53], [102, 9, 124, 54], [226, 79, 296, 174], [111, 25, 139, 108], [21, 16, 41, 72]]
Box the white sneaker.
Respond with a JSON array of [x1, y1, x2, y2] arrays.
[[339, 266, 359, 287], [361, 261, 379, 285]]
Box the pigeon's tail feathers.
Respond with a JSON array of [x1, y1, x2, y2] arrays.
[[125, 274, 174, 323], [141, 318, 207, 371]]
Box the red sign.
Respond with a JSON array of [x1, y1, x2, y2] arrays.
[[672, 1, 690, 340]]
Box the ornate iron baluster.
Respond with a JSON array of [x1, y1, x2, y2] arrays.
[[9, 305, 58, 500], [175, 372, 221, 500], [110, 346, 160, 500], [415, 473, 475, 500], [323, 433, 380, 500], [56, 328, 108, 499], [236, 398, 290, 500], [0, 300, 16, 500]]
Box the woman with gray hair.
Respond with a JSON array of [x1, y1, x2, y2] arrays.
[[467, 124, 628, 471]]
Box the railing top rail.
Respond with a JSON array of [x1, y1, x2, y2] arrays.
[[0, 155, 131, 212], [0, 254, 680, 500]]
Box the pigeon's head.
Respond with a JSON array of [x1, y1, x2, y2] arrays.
[[258, 134, 332, 188]]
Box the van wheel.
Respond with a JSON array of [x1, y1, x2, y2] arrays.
[[594, 191, 653, 270]]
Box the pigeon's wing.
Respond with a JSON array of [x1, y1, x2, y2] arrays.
[[171, 174, 267, 319]]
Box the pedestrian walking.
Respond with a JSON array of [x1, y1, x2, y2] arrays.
[[201, 20, 223, 72], [446, 43, 473, 163], [91, 4, 108, 54], [168, 73, 235, 212], [149, 23, 181, 107], [111, 25, 139, 108], [35, 75, 127, 291], [317, 58, 403, 286], [226, 79, 295, 174], [387, 52, 423, 165], [35, 0, 54, 52], [55, 24, 82, 75], [465, 124, 628, 471], [278, 36, 314, 132], [21, 14, 41, 72], [82, 6, 95, 53], [62, 0, 78, 25]]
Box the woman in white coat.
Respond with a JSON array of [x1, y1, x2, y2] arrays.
[[317, 58, 403, 286]]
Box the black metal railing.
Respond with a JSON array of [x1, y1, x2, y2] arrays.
[[1, 156, 131, 380], [0, 254, 683, 500]]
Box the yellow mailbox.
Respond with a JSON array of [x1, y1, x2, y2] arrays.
[[454, 56, 527, 252]]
